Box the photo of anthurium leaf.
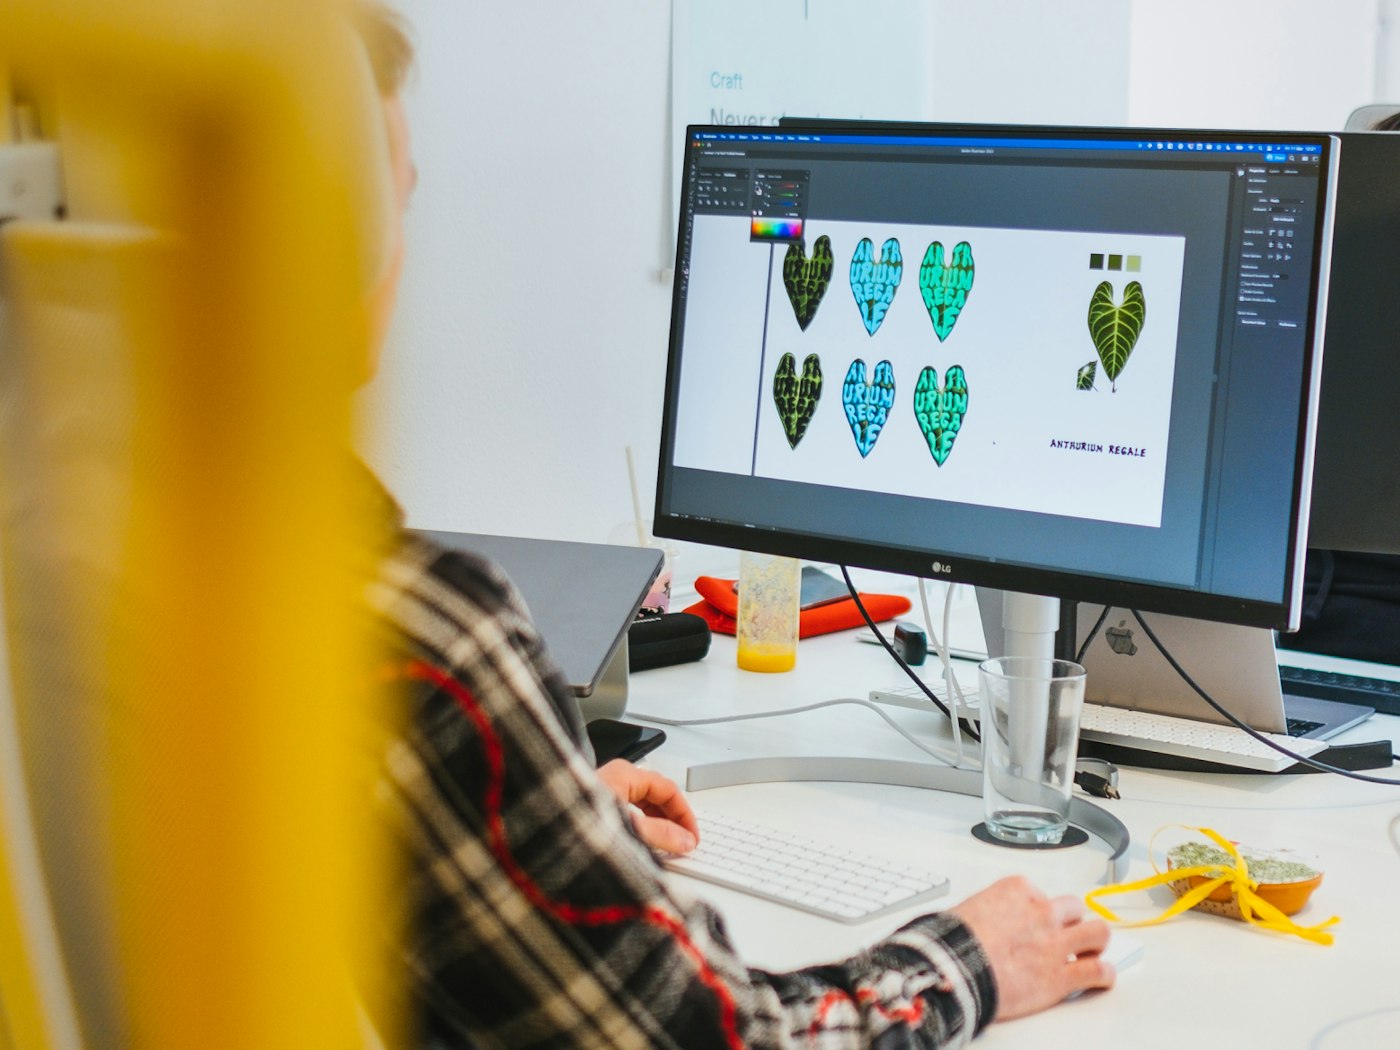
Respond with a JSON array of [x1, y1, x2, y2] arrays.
[[773, 352, 823, 448], [1076, 361, 1097, 391], [783, 235, 833, 331], [1087, 280, 1145, 392]]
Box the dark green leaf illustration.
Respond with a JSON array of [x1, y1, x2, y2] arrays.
[[850, 237, 902, 336], [919, 241, 974, 342], [1087, 280, 1146, 392], [842, 358, 895, 457], [912, 365, 968, 466], [773, 352, 823, 448], [1076, 361, 1098, 390], [782, 235, 833, 331]]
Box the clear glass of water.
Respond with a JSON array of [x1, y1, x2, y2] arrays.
[[979, 656, 1087, 845]]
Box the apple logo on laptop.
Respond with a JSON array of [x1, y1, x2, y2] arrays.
[[1105, 620, 1138, 656]]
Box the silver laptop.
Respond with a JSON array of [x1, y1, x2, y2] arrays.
[[1074, 606, 1373, 740], [411, 530, 662, 721], [974, 589, 1373, 741]]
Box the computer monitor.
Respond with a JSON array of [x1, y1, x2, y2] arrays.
[[1306, 130, 1400, 556], [654, 122, 1338, 659]]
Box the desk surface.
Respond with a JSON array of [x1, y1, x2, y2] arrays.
[[625, 578, 1400, 1049]]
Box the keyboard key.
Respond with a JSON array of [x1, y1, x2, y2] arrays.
[[1279, 664, 1400, 715], [662, 810, 950, 924]]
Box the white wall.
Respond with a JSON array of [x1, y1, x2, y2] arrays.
[[362, 0, 675, 544], [1127, 0, 1377, 129], [361, 0, 1395, 554], [1377, 0, 1400, 100], [926, 0, 1131, 125]]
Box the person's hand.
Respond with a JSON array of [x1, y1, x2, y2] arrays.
[[597, 759, 700, 855], [950, 875, 1115, 1021]]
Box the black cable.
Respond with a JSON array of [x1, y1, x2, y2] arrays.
[[1073, 770, 1120, 799], [1075, 604, 1111, 665], [1130, 609, 1400, 786], [839, 565, 980, 743]]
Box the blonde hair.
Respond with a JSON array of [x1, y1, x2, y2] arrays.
[[354, 1, 415, 96]]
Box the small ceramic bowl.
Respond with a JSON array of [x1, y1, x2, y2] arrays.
[[1166, 842, 1323, 920]]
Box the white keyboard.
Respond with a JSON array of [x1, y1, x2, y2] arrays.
[[870, 683, 1325, 772], [1076, 703, 1325, 772], [661, 810, 950, 924]]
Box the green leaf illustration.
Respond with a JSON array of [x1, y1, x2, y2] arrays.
[[919, 240, 974, 342], [782, 235, 833, 331], [773, 352, 823, 448], [1087, 280, 1146, 391], [912, 365, 968, 466], [1076, 361, 1098, 390]]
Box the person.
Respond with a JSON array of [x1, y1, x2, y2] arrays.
[[353, 5, 1115, 1045]]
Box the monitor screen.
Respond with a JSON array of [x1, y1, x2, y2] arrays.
[[1306, 131, 1400, 556], [655, 122, 1338, 631]]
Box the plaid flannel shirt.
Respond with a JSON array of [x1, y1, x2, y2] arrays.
[[365, 499, 996, 1048]]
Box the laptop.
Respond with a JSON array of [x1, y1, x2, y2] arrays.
[[1073, 605, 1374, 741], [971, 590, 1373, 768], [411, 530, 662, 721]]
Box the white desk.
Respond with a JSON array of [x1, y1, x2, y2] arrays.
[[625, 601, 1400, 1049]]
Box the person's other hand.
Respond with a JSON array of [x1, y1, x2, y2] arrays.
[[597, 759, 700, 854], [950, 875, 1115, 1021]]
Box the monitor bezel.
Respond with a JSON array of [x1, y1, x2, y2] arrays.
[[655, 119, 1339, 632]]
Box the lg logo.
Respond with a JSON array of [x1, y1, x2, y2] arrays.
[[930, 561, 952, 576]]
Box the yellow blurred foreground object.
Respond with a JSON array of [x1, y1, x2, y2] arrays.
[[0, 1, 402, 1046]]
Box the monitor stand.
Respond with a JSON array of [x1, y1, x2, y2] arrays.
[[681, 756, 1128, 881], [680, 588, 1130, 874]]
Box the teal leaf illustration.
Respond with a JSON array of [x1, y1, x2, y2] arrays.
[[1076, 361, 1098, 391], [850, 237, 902, 336], [842, 359, 895, 457], [1087, 281, 1146, 391], [912, 365, 968, 466], [782, 235, 833, 331], [773, 352, 823, 448], [919, 241, 974, 342]]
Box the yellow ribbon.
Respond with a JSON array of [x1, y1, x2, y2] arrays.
[[1084, 825, 1339, 946]]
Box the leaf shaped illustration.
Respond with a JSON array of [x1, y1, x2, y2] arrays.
[[1076, 361, 1097, 391], [773, 352, 823, 448], [919, 240, 974, 342], [841, 358, 896, 457], [849, 237, 903, 336], [912, 365, 969, 466], [1087, 281, 1145, 390], [782, 235, 833, 331]]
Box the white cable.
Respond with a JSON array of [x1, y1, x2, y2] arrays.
[[629, 698, 971, 769], [917, 578, 977, 766], [915, 579, 963, 763]]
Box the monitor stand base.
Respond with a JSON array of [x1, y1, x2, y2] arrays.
[[683, 755, 1129, 882]]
